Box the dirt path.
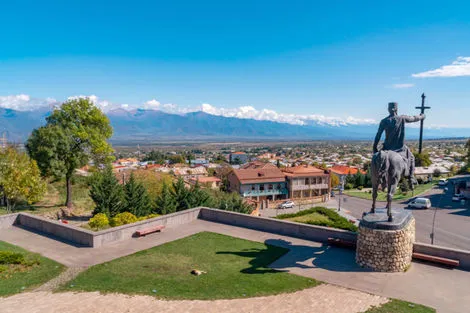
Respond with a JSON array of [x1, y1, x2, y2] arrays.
[[34, 267, 86, 292], [0, 284, 388, 313]]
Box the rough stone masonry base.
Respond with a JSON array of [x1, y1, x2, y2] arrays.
[[356, 217, 415, 272]]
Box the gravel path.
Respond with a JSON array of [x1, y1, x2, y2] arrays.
[[34, 267, 86, 292], [0, 284, 388, 313]]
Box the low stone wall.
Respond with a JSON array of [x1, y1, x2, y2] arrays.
[[198, 207, 358, 244], [0, 213, 19, 230], [92, 208, 201, 247], [17, 213, 95, 246], [414, 242, 470, 271]]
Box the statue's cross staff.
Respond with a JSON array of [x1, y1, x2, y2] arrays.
[[415, 93, 431, 154]]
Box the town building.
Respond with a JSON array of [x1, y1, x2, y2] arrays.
[[228, 167, 288, 201], [330, 165, 366, 183], [173, 166, 208, 180], [230, 152, 249, 164], [415, 165, 451, 181], [189, 176, 222, 190], [283, 165, 331, 200]]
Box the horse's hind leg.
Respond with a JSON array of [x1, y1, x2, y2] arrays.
[[387, 177, 398, 222], [371, 184, 377, 214]]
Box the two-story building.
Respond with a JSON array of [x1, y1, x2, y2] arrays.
[[228, 167, 288, 201], [283, 165, 331, 200]]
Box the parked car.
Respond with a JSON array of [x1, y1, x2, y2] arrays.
[[438, 179, 448, 186], [408, 197, 432, 209], [452, 194, 465, 202], [278, 200, 295, 209]]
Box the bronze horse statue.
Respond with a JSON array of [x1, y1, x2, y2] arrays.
[[370, 150, 410, 221]]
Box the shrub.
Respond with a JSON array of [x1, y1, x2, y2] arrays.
[[0, 251, 26, 265], [88, 213, 109, 230], [357, 186, 363, 190], [110, 212, 138, 227], [344, 183, 354, 190], [277, 207, 358, 232]]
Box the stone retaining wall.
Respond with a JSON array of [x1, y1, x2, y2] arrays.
[[0, 213, 19, 230]]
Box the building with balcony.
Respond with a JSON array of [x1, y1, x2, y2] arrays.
[[228, 167, 288, 201], [283, 165, 331, 200]]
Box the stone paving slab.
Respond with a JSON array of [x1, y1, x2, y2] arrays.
[[0, 284, 388, 313]]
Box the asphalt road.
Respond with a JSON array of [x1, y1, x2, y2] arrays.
[[335, 180, 470, 251], [261, 177, 470, 251]]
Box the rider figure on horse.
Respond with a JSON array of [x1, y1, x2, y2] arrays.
[[373, 102, 425, 187]]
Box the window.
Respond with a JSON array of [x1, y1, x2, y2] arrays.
[[305, 178, 309, 185], [276, 184, 281, 189], [260, 184, 265, 191], [251, 185, 255, 191], [268, 184, 273, 190]]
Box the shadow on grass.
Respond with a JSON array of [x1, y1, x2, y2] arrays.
[[218, 238, 372, 274]]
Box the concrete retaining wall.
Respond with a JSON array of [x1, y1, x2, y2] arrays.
[[92, 208, 201, 247], [414, 242, 470, 270], [198, 207, 358, 243], [17, 213, 95, 247], [0, 213, 19, 229]]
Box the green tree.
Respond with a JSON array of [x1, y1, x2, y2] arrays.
[[0, 148, 46, 212], [330, 174, 340, 189], [27, 98, 113, 209], [155, 182, 177, 214], [187, 182, 212, 208], [90, 167, 126, 217], [172, 177, 190, 211], [124, 173, 152, 217], [168, 155, 185, 164], [413, 152, 432, 167]]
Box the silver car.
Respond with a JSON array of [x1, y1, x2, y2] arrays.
[[408, 198, 431, 209]]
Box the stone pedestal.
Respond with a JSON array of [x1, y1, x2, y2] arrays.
[[356, 209, 415, 272]]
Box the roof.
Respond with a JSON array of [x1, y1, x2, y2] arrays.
[[283, 164, 326, 177], [330, 165, 366, 175], [173, 166, 208, 176], [240, 161, 277, 170], [190, 176, 221, 183], [232, 151, 246, 155], [232, 167, 285, 184]]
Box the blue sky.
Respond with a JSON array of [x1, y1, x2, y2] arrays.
[[1, 1, 470, 127]]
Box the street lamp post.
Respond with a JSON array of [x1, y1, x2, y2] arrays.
[[431, 187, 447, 245], [338, 176, 345, 212]]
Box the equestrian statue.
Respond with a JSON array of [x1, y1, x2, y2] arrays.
[[370, 102, 425, 221]]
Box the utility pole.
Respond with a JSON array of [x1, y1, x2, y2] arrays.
[[415, 93, 431, 154]]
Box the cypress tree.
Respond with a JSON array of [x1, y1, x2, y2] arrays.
[[155, 181, 177, 214], [172, 177, 190, 211], [90, 167, 126, 217], [124, 173, 152, 217]]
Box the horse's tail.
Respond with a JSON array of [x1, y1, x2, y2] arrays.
[[372, 151, 388, 189]]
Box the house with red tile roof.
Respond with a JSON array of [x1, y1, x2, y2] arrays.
[[228, 167, 288, 201], [329, 165, 366, 183], [283, 165, 331, 200], [189, 176, 222, 190]]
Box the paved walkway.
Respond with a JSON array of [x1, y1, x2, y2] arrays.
[[0, 284, 387, 313], [1, 220, 469, 312]]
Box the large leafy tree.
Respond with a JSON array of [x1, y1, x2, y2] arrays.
[[0, 148, 46, 212], [90, 167, 126, 217], [26, 98, 113, 209], [124, 173, 152, 217]]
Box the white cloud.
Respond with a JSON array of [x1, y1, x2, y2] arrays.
[[412, 56, 470, 78], [0, 94, 378, 127], [391, 83, 415, 89], [0, 94, 58, 111]]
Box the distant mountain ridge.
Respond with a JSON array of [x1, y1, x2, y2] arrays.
[[1, 108, 468, 143]]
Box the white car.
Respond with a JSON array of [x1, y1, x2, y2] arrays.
[[438, 179, 448, 186], [408, 198, 431, 209], [278, 201, 295, 209], [452, 194, 465, 202]]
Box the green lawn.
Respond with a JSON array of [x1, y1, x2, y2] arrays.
[[366, 299, 436, 313], [0, 241, 65, 296], [344, 182, 436, 202], [62, 232, 319, 299], [277, 207, 358, 232]]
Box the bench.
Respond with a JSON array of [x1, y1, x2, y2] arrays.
[[412, 252, 460, 267], [135, 225, 165, 237], [327, 237, 356, 249]]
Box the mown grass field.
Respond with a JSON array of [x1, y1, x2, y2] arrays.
[[366, 299, 436, 313], [344, 181, 437, 202], [277, 207, 358, 232], [62, 232, 319, 299], [0, 241, 65, 296]]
